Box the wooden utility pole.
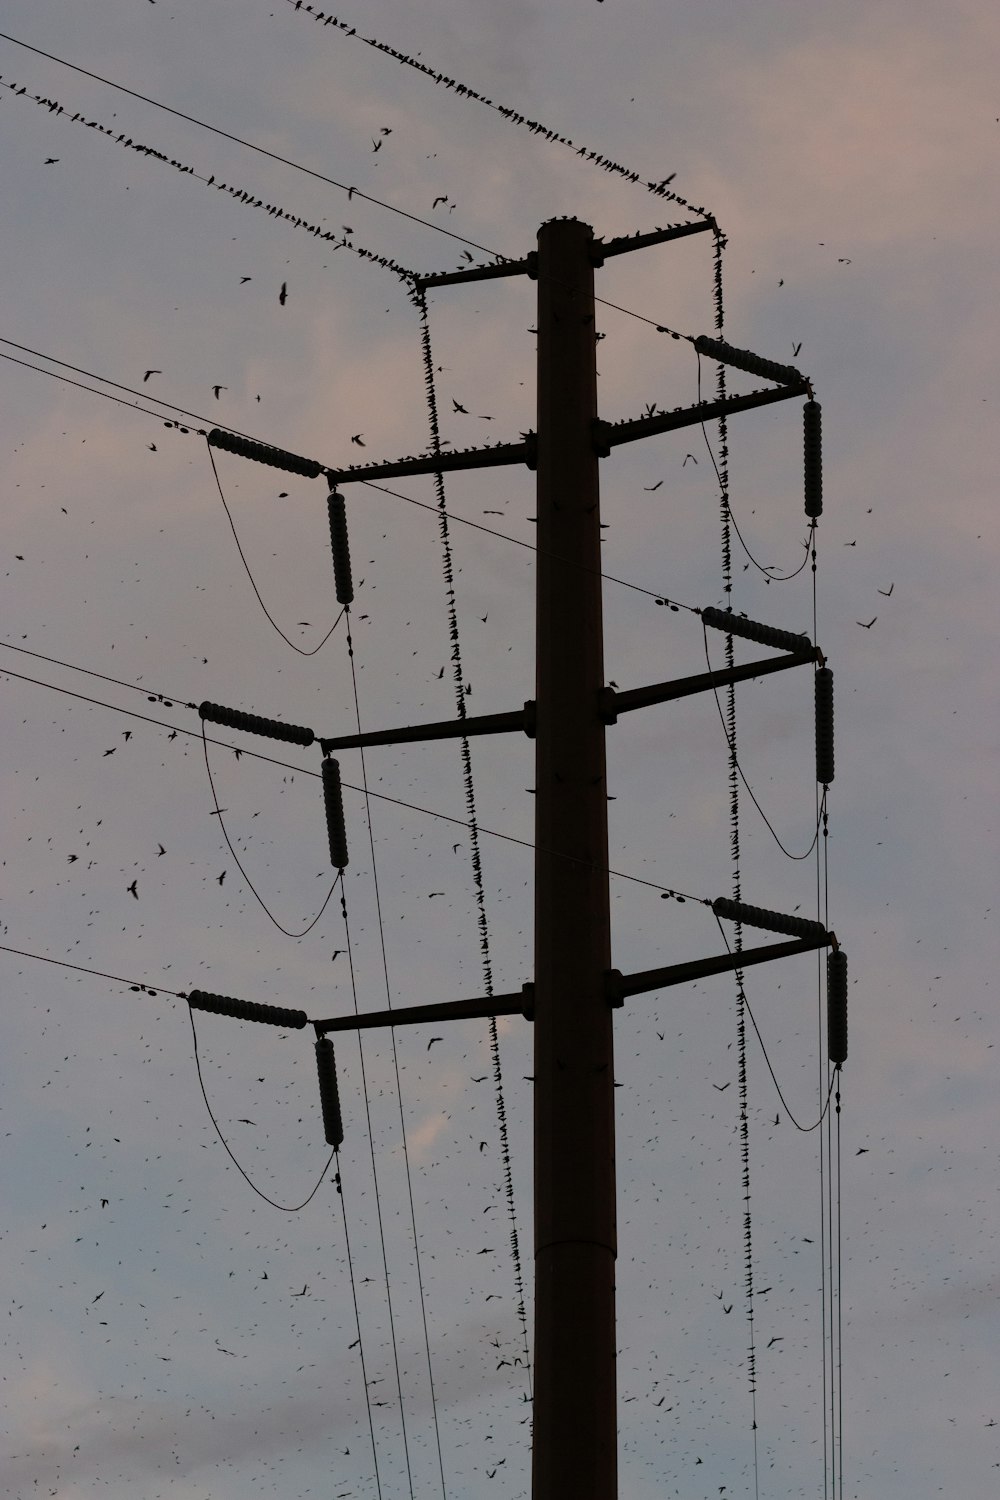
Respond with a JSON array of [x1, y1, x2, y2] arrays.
[[532, 217, 616, 1499]]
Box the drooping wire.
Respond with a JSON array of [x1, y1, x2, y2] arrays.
[[697, 350, 816, 584], [205, 439, 346, 654], [702, 622, 825, 861], [414, 284, 533, 1402], [712, 916, 836, 1134], [187, 1002, 336, 1211], [3, 657, 712, 905], [200, 718, 341, 936], [281, 1, 713, 224], [339, 606, 438, 1500], [335, 1146, 386, 1500], [710, 227, 760, 1499]]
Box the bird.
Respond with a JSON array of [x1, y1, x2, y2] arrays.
[[461, 250, 474, 262], [292, 1285, 308, 1296], [212, 385, 227, 399], [428, 892, 445, 898], [452, 398, 468, 413], [712, 1081, 731, 1091], [217, 871, 226, 885], [279, 282, 287, 305], [92, 1291, 104, 1303], [844, 539, 856, 546], [857, 616, 877, 629], [452, 843, 461, 853], [644, 480, 663, 491], [793, 341, 803, 356], [427, 1037, 442, 1050], [471, 1075, 487, 1082], [127, 880, 138, 899], [331, 951, 342, 961], [856, 1146, 869, 1154], [351, 434, 365, 446], [143, 369, 161, 382], [435, 666, 445, 678], [101, 1199, 108, 1208], [379, 126, 392, 135], [433, 195, 449, 209], [682, 453, 697, 466], [147, 443, 157, 452], [479, 1141, 487, 1151], [723, 1303, 733, 1314], [44, 157, 60, 165], [371, 137, 382, 152], [237, 1118, 256, 1126], [767, 1336, 783, 1347], [877, 582, 894, 597], [239, 276, 252, 283]]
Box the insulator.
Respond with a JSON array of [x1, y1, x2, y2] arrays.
[[327, 490, 354, 605], [207, 427, 323, 478], [701, 606, 813, 656], [815, 667, 834, 784], [199, 701, 314, 747], [827, 949, 848, 1064], [322, 757, 349, 869], [803, 400, 822, 517], [712, 897, 828, 941], [694, 334, 802, 387], [315, 1037, 344, 1148], [187, 989, 308, 1029]]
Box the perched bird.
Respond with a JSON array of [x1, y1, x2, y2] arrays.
[[279, 282, 288, 305]]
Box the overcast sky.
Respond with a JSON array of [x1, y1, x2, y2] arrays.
[[2, 2, 998, 1498]]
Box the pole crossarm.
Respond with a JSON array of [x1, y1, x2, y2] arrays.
[[319, 702, 535, 754], [592, 218, 717, 263], [599, 648, 818, 722], [325, 435, 536, 485], [606, 931, 833, 1006], [593, 379, 812, 454], [314, 984, 534, 1035], [414, 257, 531, 290]]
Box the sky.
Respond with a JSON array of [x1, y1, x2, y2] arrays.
[[1, 2, 998, 1497]]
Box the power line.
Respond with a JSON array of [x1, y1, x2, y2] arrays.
[[1, 654, 712, 902], [0, 30, 498, 257]]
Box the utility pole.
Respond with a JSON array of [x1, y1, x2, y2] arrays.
[[532, 217, 616, 1499], [199, 211, 845, 1500]]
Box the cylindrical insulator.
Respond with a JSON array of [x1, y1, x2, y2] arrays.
[[322, 757, 349, 869], [815, 666, 834, 784], [315, 1037, 344, 1148], [327, 490, 354, 605], [827, 949, 848, 1064], [694, 334, 802, 387], [207, 427, 323, 478], [199, 701, 314, 747], [804, 400, 822, 517], [712, 897, 828, 940], [701, 606, 813, 656], [187, 989, 308, 1029]]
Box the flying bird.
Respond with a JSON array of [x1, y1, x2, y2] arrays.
[[712, 1081, 731, 1091], [792, 341, 803, 356], [212, 385, 227, 399], [856, 616, 877, 629], [240, 276, 252, 283], [682, 453, 698, 466], [433, 195, 449, 208], [292, 1285, 309, 1296], [877, 582, 894, 597], [644, 480, 663, 491], [371, 137, 382, 152], [350, 433, 366, 446], [767, 1336, 783, 1347], [127, 880, 138, 899], [143, 370, 161, 382], [279, 282, 288, 305], [452, 398, 468, 413], [44, 157, 60, 165], [427, 1037, 443, 1050]]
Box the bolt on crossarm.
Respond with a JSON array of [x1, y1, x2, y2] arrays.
[[532, 216, 617, 1500]]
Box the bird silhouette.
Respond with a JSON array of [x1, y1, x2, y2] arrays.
[[433, 195, 449, 208], [877, 583, 894, 597], [793, 341, 803, 356], [857, 616, 877, 629], [682, 454, 697, 466], [239, 276, 252, 283], [427, 1037, 442, 1049], [351, 434, 365, 446], [644, 480, 663, 491], [712, 1081, 731, 1091], [279, 282, 287, 305], [217, 871, 226, 885], [452, 398, 468, 413], [143, 369, 161, 382], [127, 880, 138, 899], [212, 385, 227, 399], [371, 138, 382, 152]]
